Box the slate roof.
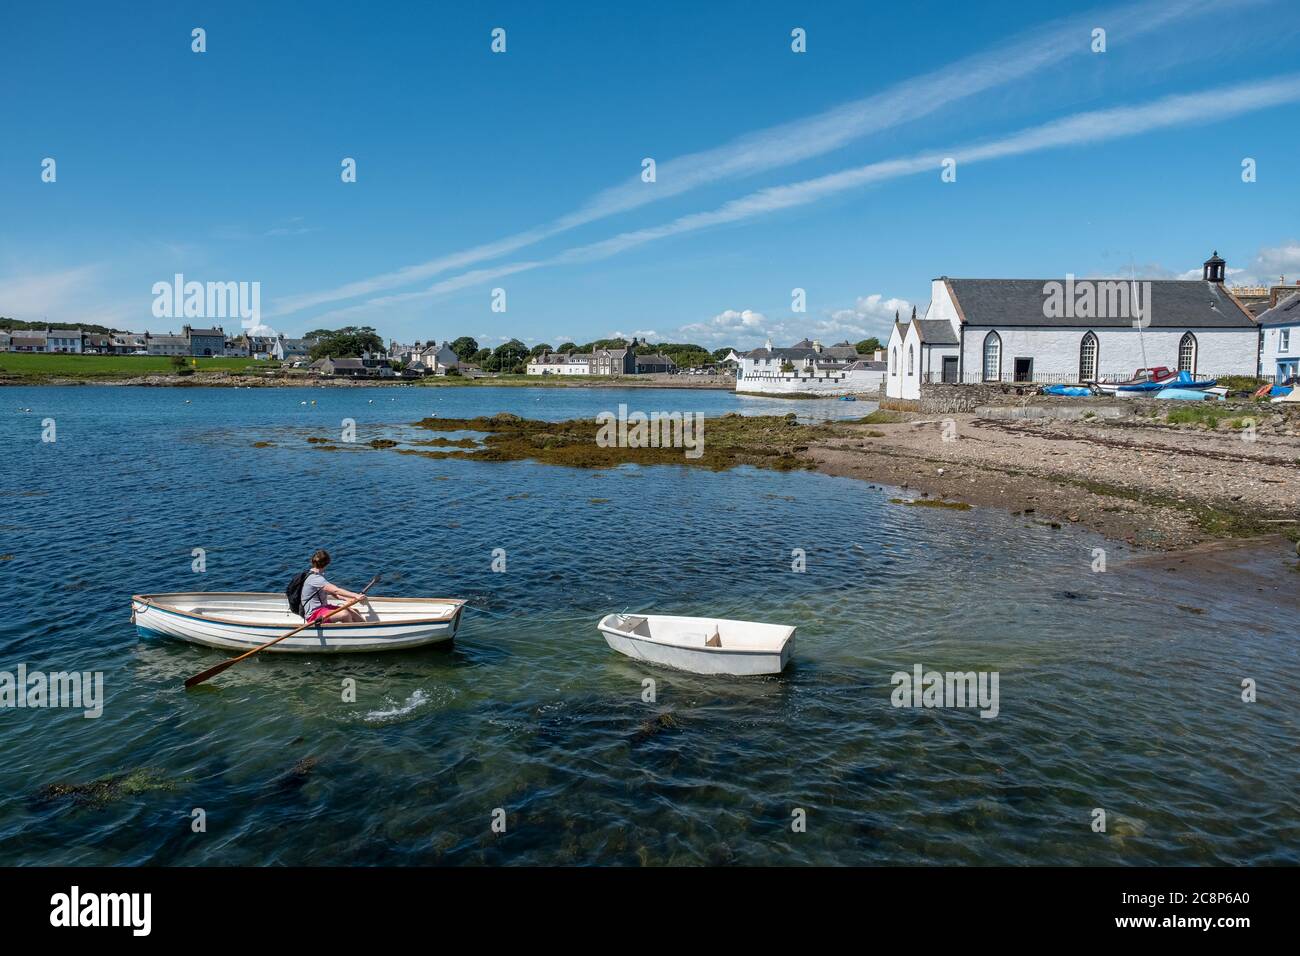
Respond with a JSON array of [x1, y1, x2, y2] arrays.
[[745, 347, 816, 360], [913, 319, 959, 345], [822, 345, 859, 360], [944, 278, 1255, 329], [634, 353, 675, 367], [315, 356, 364, 369], [1256, 291, 1300, 326], [530, 352, 568, 365]]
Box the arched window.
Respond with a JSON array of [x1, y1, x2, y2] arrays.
[[982, 332, 1001, 381], [907, 344, 914, 375], [1078, 332, 1099, 381], [891, 347, 898, 376], [1178, 332, 1197, 374]]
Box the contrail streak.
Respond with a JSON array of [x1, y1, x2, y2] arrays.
[[269, 0, 1229, 318], [306, 72, 1300, 324]]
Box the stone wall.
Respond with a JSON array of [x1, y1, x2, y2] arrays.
[[917, 382, 1029, 412], [916, 381, 1284, 421], [737, 372, 884, 396]]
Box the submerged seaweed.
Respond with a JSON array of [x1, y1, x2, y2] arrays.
[[36, 768, 181, 808], [399, 412, 842, 472]]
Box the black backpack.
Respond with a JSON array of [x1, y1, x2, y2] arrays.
[[286, 571, 312, 618]]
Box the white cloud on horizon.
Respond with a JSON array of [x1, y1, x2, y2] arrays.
[[674, 296, 910, 349], [0, 264, 137, 328], [1095, 241, 1300, 287]]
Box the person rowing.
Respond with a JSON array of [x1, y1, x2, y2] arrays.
[[300, 549, 367, 623]]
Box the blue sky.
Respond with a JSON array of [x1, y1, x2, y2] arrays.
[[3, 0, 1300, 349]]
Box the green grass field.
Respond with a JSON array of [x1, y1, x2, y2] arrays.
[[0, 353, 273, 380]]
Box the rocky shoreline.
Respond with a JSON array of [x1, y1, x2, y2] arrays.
[[808, 406, 1300, 554], [271, 398, 1300, 558]]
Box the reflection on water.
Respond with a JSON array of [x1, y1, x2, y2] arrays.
[[0, 386, 1295, 865]]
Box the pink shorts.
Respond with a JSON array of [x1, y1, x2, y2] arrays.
[[307, 604, 339, 623]]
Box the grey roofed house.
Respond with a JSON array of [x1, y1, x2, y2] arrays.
[[762, 338, 857, 360], [148, 334, 189, 349], [531, 351, 569, 365], [943, 278, 1256, 328], [844, 359, 887, 371], [822, 340, 860, 360], [1255, 290, 1300, 326], [744, 345, 824, 361], [911, 319, 959, 345], [314, 356, 365, 369], [634, 352, 676, 369]]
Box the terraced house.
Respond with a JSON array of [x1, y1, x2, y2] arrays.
[[45, 328, 83, 353], [1257, 291, 1300, 384], [183, 325, 226, 357]]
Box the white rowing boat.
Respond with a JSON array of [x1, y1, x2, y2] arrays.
[[596, 613, 795, 676], [131, 592, 465, 653]]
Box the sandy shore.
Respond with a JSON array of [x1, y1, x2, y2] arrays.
[[807, 409, 1300, 552]]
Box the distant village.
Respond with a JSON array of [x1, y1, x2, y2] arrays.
[[4, 252, 1297, 395]]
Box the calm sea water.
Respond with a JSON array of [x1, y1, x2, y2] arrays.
[[1, 385, 1295, 865]]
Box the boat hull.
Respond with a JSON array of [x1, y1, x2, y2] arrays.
[[131, 593, 464, 654], [597, 614, 794, 676]]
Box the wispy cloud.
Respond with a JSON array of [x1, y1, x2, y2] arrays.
[[270, 0, 1230, 318], [311, 72, 1300, 326], [0, 264, 137, 326]]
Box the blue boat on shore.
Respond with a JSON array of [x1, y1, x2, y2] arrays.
[[1155, 387, 1224, 401], [1119, 370, 1216, 393]]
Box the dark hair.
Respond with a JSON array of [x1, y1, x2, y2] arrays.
[[311, 549, 331, 569]]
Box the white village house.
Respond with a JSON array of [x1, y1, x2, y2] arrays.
[[526, 350, 595, 375], [887, 252, 1260, 400], [1257, 291, 1300, 384], [737, 339, 885, 395]]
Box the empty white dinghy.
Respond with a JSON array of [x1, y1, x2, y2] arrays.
[[597, 613, 795, 676], [132, 592, 465, 653]]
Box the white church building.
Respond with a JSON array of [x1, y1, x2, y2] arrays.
[[887, 252, 1260, 400]]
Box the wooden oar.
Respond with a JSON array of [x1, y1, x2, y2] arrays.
[[184, 575, 380, 689]]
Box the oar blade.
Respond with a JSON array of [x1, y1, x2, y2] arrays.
[[184, 657, 237, 689]]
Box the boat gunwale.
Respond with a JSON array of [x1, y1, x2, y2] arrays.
[[597, 614, 794, 656], [132, 592, 466, 630]]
